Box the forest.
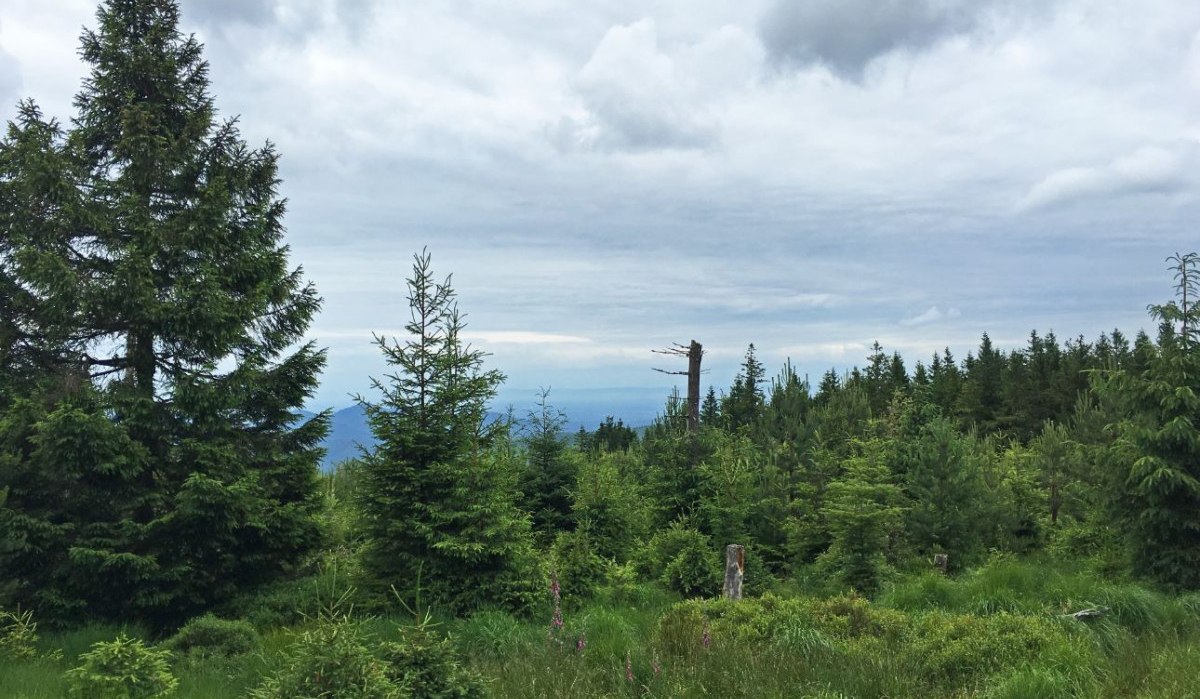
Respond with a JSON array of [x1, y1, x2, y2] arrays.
[[2, 2, 1199, 698]]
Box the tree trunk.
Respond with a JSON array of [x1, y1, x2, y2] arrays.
[[686, 340, 702, 434], [722, 544, 744, 600]]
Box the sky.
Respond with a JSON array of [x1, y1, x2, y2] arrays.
[[2, 0, 1199, 418]]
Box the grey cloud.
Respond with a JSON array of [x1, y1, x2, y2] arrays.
[[0, 55, 19, 110], [758, 0, 987, 80], [182, 0, 274, 27], [181, 0, 375, 37], [561, 19, 719, 152], [0, 22, 21, 107]]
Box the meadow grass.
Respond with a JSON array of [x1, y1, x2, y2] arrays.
[[2, 558, 1197, 698]]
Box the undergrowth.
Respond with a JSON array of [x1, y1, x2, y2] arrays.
[[2, 558, 1197, 698]]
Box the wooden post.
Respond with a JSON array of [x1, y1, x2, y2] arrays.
[[933, 553, 949, 574], [723, 544, 744, 601]]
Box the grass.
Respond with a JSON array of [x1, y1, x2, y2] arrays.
[[2, 558, 1198, 698]]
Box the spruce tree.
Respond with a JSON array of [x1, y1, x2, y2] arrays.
[[520, 389, 576, 540], [0, 0, 326, 627], [723, 343, 765, 430], [900, 417, 987, 563], [357, 251, 536, 613], [1101, 253, 1200, 588], [818, 438, 903, 595]]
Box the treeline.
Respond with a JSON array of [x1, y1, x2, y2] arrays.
[[328, 250, 1200, 619]]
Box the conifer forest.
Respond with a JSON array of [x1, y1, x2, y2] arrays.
[[2, 2, 1200, 698]]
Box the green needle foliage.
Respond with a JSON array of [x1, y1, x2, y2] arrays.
[[1101, 252, 1200, 589], [64, 634, 178, 699], [818, 439, 903, 596], [0, 0, 327, 628], [357, 250, 537, 614]]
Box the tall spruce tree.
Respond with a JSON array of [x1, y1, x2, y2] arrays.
[[1101, 253, 1200, 588], [357, 251, 536, 613], [0, 0, 327, 627]]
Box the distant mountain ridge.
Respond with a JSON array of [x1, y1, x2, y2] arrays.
[[309, 386, 668, 470]]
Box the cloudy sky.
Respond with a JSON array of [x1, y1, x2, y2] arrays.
[[2, 0, 1199, 416]]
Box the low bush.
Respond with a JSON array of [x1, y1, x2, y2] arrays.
[[550, 530, 609, 606], [163, 614, 259, 660], [248, 613, 401, 699], [0, 607, 39, 660], [908, 611, 1074, 684], [63, 634, 178, 699], [382, 623, 487, 699], [638, 522, 721, 597]]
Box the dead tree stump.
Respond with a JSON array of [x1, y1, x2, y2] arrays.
[[933, 553, 949, 574], [723, 544, 745, 601]]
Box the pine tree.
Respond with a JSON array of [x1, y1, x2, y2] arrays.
[[700, 386, 720, 426], [900, 417, 987, 563], [928, 348, 962, 416], [1031, 421, 1079, 526], [958, 334, 1007, 433], [1100, 253, 1200, 588], [357, 251, 536, 612], [520, 389, 576, 540], [818, 438, 903, 595], [0, 0, 326, 627], [722, 343, 765, 430]]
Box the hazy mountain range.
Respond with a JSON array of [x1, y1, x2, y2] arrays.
[[305, 386, 670, 469]]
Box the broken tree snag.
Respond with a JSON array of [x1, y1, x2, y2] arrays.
[[652, 340, 704, 434], [1063, 607, 1108, 622], [686, 340, 701, 433], [723, 544, 745, 601], [933, 553, 949, 574]]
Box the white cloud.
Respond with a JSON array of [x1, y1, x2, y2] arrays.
[[1018, 146, 1191, 211], [462, 331, 592, 345], [901, 306, 962, 327], [555, 18, 718, 152]]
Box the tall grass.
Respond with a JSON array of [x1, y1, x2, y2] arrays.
[[3, 559, 1198, 698]]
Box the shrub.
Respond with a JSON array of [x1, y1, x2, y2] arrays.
[[550, 530, 609, 605], [0, 607, 39, 661], [805, 594, 910, 641], [909, 612, 1071, 683], [657, 593, 910, 661], [248, 613, 402, 699], [663, 536, 720, 597], [63, 634, 178, 699], [163, 614, 259, 659], [218, 563, 364, 628], [638, 521, 720, 595], [382, 623, 487, 699]]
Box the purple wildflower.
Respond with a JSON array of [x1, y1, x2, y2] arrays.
[[575, 633, 587, 652], [702, 619, 712, 649], [652, 655, 662, 676], [625, 651, 634, 682], [548, 573, 564, 639]]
